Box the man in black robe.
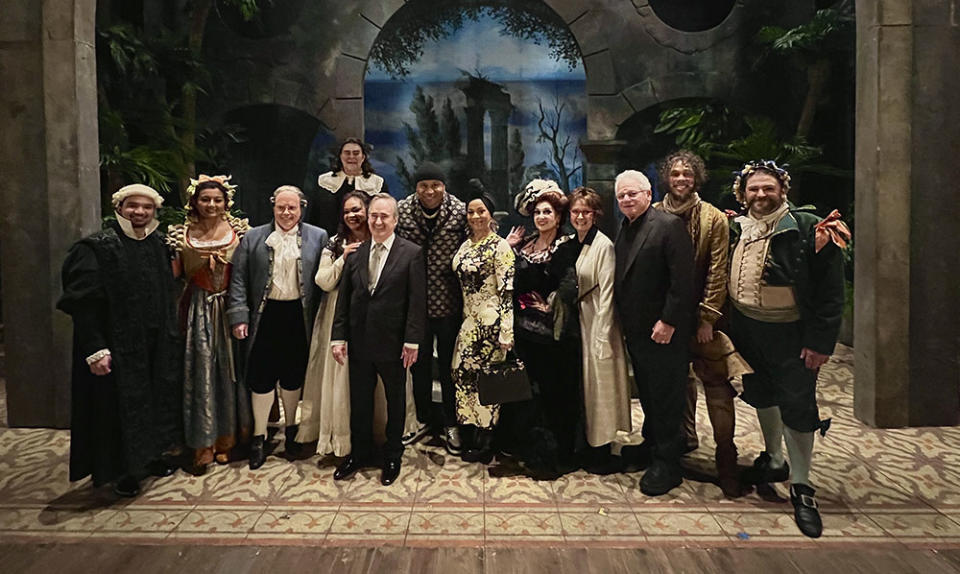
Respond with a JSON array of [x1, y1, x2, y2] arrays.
[[58, 184, 183, 497]]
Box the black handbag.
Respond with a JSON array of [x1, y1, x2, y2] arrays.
[[477, 351, 533, 406]]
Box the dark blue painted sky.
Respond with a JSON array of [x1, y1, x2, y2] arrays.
[[363, 10, 586, 196]]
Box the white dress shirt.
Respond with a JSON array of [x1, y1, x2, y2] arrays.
[[265, 225, 301, 301], [368, 233, 396, 294]]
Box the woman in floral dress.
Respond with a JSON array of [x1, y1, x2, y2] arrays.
[[451, 194, 515, 463]]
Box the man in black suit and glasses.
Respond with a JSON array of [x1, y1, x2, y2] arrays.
[[614, 169, 695, 496], [331, 193, 426, 486]]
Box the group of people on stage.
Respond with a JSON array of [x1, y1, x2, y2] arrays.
[[58, 140, 849, 538]]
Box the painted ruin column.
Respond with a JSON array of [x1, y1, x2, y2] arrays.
[[463, 103, 486, 177], [488, 102, 512, 209]]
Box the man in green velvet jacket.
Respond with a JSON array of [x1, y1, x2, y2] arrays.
[[726, 160, 848, 539]]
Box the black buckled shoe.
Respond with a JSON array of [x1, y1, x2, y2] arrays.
[[113, 475, 141, 498], [249, 435, 266, 470], [333, 456, 363, 481], [790, 483, 823, 538], [741, 451, 789, 484], [381, 460, 402, 486], [639, 459, 683, 496]]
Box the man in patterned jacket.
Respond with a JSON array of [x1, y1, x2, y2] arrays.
[[397, 162, 467, 453]]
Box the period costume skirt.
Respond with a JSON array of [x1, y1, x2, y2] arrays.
[[183, 285, 252, 455]]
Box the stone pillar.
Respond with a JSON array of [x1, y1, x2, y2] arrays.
[[488, 103, 512, 208], [854, 0, 960, 427], [0, 0, 101, 427], [579, 140, 626, 238], [463, 103, 486, 177]]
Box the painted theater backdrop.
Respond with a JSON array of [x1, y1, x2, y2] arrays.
[[363, 2, 586, 213]]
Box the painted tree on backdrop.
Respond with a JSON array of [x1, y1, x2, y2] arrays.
[[536, 96, 582, 192], [396, 87, 466, 194]]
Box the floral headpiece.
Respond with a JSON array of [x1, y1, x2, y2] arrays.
[[732, 160, 791, 205], [186, 174, 238, 212], [514, 178, 563, 216]]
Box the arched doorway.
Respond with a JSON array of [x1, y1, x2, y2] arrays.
[[222, 104, 332, 226]]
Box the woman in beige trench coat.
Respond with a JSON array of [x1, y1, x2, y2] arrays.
[[568, 188, 632, 453]]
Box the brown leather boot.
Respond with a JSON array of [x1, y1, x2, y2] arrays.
[[704, 382, 740, 497]]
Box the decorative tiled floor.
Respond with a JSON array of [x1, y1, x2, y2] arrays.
[[2, 345, 960, 548]]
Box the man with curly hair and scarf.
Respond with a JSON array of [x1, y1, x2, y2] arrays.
[[727, 160, 849, 537], [654, 150, 751, 498]]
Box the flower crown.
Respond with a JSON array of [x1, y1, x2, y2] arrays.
[[186, 174, 238, 212], [732, 160, 791, 204]]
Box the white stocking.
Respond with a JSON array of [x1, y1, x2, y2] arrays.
[[280, 388, 301, 428], [783, 426, 815, 486], [756, 406, 785, 467], [251, 392, 274, 437]]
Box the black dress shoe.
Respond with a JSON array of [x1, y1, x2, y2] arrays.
[[113, 475, 141, 497], [285, 425, 301, 457], [249, 435, 266, 470], [742, 452, 789, 484], [381, 459, 402, 486], [639, 459, 682, 496], [146, 459, 176, 478], [790, 483, 823, 538], [334, 456, 363, 481]]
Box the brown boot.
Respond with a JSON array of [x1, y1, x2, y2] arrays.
[[704, 381, 740, 497], [715, 443, 741, 497]]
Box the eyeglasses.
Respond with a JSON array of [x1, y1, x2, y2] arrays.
[[570, 209, 594, 218]]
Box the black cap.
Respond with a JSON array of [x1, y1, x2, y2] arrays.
[[413, 161, 446, 184]]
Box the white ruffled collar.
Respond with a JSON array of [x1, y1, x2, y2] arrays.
[[317, 171, 384, 195], [116, 213, 159, 240]]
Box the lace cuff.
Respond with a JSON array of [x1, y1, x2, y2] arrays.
[[85, 349, 111, 365]]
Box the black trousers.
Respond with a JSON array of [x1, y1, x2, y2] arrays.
[[411, 314, 460, 428], [515, 335, 582, 467], [349, 358, 407, 462], [246, 300, 308, 394], [729, 308, 820, 432], [623, 333, 689, 463]]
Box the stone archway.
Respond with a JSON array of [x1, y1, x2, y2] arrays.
[[325, 0, 611, 141]]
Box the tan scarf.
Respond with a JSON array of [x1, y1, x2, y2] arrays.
[[661, 192, 701, 218]]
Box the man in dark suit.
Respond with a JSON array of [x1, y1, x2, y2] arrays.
[[331, 193, 426, 486], [614, 169, 695, 496]]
